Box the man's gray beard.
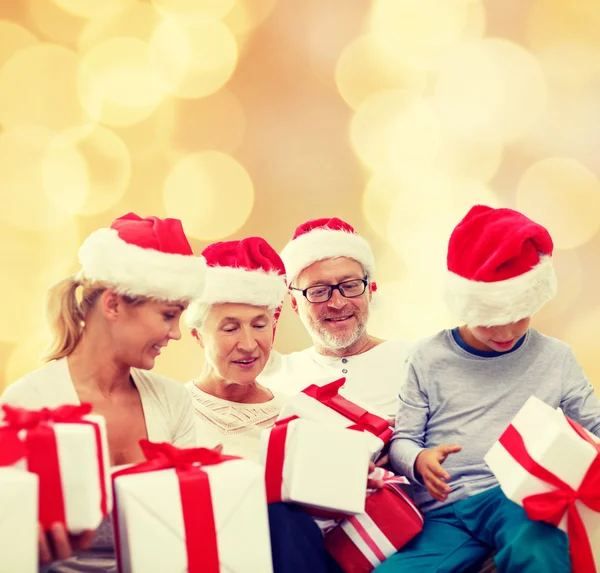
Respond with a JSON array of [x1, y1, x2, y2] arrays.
[[300, 310, 368, 352]]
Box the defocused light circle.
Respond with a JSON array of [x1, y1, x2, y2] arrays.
[[52, 0, 134, 19], [434, 39, 547, 141], [388, 99, 442, 177], [163, 151, 254, 240], [335, 35, 427, 111], [369, 275, 456, 341], [350, 90, 417, 171], [149, 14, 238, 99], [27, 0, 85, 44], [463, 0, 486, 40], [43, 125, 131, 216], [0, 219, 79, 343], [563, 306, 600, 390], [157, 89, 246, 156], [528, 0, 600, 53], [78, 2, 159, 52], [363, 171, 405, 240], [516, 157, 600, 249], [78, 37, 165, 127], [435, 134, 503, 182], [0, 44, 91, 130], [152, 0, 235, 18], [0, 20, 39, 69], [0, 125, 72, 230], [224, 0, 278, 38], [387, 174, 500, 269], [370, 0, 469, 70]]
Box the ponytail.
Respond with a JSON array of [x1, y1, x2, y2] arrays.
[[43, 277, 105, 362]]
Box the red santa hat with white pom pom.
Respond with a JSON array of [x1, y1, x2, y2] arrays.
[[77, 212, 206, 302], [280, 217, 376, 288], [444, 205, 557, 326]]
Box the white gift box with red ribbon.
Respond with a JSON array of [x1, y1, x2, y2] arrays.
[[261, 416, 371, 515], [278, 378, 393, 461], [485, 396, 600, 573], [113, 441, 273, 573], [325, 473, 423, 572], [1, 403, 111, 534], [0, 429, 39, 573]]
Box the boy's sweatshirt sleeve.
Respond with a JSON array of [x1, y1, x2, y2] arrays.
[[389, 358, 429, 483], [560, 348, 600, 437]]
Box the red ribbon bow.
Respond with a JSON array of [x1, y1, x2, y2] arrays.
[[1, 403, 108, 530], [499, 419, 600, 573], [2, 403, 92, 429], [303, 379, 393, 441], [113, 441, 240, 573]]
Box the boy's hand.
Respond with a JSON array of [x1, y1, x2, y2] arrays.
[[415, 444, 462, 502]]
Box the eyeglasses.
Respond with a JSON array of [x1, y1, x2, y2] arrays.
[[290, 278, 368, 303]]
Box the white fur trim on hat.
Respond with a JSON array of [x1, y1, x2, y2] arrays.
[[281, 228, 375, 286], [185, 266, 286, 328], [78, 228, 206, 302], [444, 255, 557, 326], [200, 266, 287, 308]]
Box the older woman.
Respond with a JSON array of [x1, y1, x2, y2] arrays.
[[0, 213, 206, 572], [185, 237, 348, 573]]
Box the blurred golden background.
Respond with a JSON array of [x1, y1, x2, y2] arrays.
[[1, 0, 599, 392]]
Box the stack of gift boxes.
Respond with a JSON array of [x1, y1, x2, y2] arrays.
[[7, 383, 595, 573], [260, 378, 424, 571], [0, 403, 111, 573]]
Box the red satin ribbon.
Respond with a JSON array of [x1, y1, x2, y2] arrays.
[[264, 416, 298, 504], [113, 440, 240, 573], [0, 429, 26, 466], [499, 419, 600, 573], [302, 379, 392, 440], [1, 403, 108, 530]]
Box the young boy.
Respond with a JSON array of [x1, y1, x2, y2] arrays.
[[381, 205, 600, 573]]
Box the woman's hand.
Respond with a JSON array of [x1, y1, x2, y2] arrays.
[[415, 444, 462, 502], [366, 461, 385, 490], [38, 523, 95, 564]]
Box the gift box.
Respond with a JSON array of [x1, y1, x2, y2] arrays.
[[0, 432, 39, 573], [484, 396, 600, 573], [278, 378, 393, 460], [261, 416, 371, 515], [113, 440, 273, 573], [325, 473, 423, 572], [1, 403, 111, 534]]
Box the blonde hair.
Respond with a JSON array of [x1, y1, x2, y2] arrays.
[[43, 276, 144, 362]]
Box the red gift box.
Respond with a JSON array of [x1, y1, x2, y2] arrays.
[[325, 476, 423, 572]]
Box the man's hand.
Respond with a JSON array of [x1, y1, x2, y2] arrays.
[[415, 444, 462, 502], [39, 523, 95, 564]]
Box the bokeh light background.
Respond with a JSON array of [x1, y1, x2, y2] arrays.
[[1, 0, 600, 393]]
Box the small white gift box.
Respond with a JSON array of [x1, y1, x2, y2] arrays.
[[1, 403, 111, 534], [485, 396, 600, 573], [0, 467, 39, 573], [261, 416, 371, 515], [113, 441, 273, 573]]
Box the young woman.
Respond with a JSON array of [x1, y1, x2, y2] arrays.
[[0, 213, 206, 572]]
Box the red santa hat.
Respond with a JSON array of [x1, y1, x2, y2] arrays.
[[77, 212, 206, 302], [444, 205, 557, 326], [189, 237, 287, 312], [280, 217, 376, 286]]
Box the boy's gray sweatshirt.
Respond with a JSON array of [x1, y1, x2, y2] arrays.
[[390, 328, 600, 513]]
